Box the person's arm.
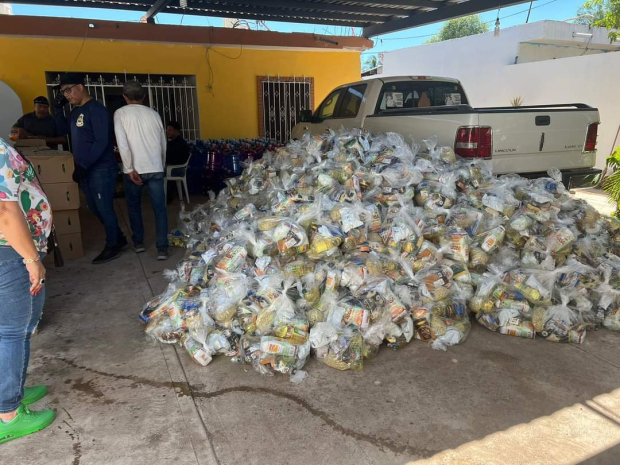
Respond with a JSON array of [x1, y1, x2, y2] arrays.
[[13, 115, 25, 129], [43, 119, 67, 146], [10, 127, 27, 139], [158, 117, 167, 167], [53, 107, 70, 136], [77, 104, 111, 170], [0, 202, 45, 295], [165, 140, 179, 166], [11, 116, 29, 139], [114, 111, 133, 173], [0, 146, 45, 295], [182, 139, 190, 163]]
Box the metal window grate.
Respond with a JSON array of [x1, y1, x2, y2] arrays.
[[46, 72, 200, 141], [258, 76, 313, 143]]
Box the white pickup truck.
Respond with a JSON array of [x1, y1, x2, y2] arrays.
[[292, 76, 601, 188]]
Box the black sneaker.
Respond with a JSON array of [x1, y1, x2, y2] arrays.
[[157, 249, 169, 261], [92, 248, 121, 265], [134, 243, 146, 253], [115, 235, 128, 252]]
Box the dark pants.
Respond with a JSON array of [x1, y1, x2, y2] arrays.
[[0, 247, 45, 413], [80, 167, 125, 249], [123, 172, 169, 250]]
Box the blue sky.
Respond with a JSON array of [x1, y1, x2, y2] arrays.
[[11, 0, 587, 55]]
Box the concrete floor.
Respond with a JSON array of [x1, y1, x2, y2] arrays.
[[4, 193, 620, 465], [573, 188, 615, 217]]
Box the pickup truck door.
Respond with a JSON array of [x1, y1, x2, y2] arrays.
[[478, 107, 598, 173], [297, 84, 368, 136]]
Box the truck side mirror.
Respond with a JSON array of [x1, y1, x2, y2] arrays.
[[299, 110, 313, 123]]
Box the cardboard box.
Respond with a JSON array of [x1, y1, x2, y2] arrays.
[[53, 209, 81, 235], [43, 182, 80, 211], [44, 232, 84, 263], [29, 154, 75, 184], [14, 139, 47, 147], [18, 147, 51, 158], [57, 232, 84, 259], [36, 150, 72, 157]]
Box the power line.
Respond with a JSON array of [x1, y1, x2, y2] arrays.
[[379, 32, 435, 42], [482, 0, 558, 24], [67, 26, 89, 71], [374, 0, 559, 42]]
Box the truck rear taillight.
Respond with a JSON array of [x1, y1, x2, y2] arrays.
[[455, 126, 492, 159], [584, 122, 599, 152]]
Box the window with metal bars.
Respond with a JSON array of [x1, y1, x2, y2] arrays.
[[46, 72, 200, 141], [258, 76, 314, 143]]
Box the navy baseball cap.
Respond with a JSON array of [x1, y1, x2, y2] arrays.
[[58, 73, 85, 86], [34, 96, 49, 106]]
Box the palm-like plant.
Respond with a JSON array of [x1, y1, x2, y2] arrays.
[[602, 146, 620, 217], [510, 96, 524, 107], [363, 55, 379, 71]]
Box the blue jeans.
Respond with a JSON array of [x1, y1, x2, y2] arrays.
[[0, 247, 45, 413], [123, 172, 169, 250], [81, 167, 124, 249]]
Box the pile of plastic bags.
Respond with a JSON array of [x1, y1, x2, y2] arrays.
[[140, 129, 620, 378]]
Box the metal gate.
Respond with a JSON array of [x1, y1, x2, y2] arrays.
[[46, 72, 200, 140], [258, 76, 313, 143]]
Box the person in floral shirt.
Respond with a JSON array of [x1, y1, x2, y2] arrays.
[[0, 138, 56, 443], [0, 146, 52, 251]]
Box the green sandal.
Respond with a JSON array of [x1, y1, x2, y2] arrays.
[[22, 386, 48, 406], [0, 405, 56, 444]]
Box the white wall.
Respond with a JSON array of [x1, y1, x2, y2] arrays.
[[0, 81, 23, 144], [383, 21, 612, 72], [518, 40, 619, 63], [478, 52, 620, 168], [381, 21, 620, 167]]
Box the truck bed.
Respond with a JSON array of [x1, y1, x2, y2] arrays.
[[365, 104, 599, 176], [292, 76, 601, 184]]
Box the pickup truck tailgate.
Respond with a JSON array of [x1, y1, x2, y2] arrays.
[[478, 108, 598, 174]]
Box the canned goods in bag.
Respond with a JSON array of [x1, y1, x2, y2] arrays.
[[414, 317, 436, 342], [481, 226, 505, 253]]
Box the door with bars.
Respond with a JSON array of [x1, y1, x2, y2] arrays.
[[258, 76, 313, 143], [46, 72, 200, 141]]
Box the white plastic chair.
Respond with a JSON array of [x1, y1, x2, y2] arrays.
[[165, 153, 192, 204]]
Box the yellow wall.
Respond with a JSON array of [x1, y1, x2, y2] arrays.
[[0, 36, 362, 139]]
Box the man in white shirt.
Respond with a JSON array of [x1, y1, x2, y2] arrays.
[[114, 81, 169, 260]]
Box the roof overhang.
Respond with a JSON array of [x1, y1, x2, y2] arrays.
[[9, 0, 532, 37], [0, 14, 373, 50]]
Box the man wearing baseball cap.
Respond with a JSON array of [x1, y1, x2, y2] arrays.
[[11, 96, 66, 147], [54, 73, 128, 265]]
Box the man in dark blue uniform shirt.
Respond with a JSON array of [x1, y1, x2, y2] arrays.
[[11, 96, 66, 147], [54, 73, 127, 265]]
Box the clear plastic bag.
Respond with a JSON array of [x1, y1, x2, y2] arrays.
[[207, 270, 250, 326], [536, 292, 587, 343], [507, 269, 556, 306], [318, 327, 364, 371], [428, 295, 471, 350], [141, 127, 620, 372], [595, 265, 620, 330]]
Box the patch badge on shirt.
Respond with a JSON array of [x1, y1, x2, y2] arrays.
[[76, 113, 84, 127]]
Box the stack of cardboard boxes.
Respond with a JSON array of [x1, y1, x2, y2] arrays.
[[15, 140, 84, 261]]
